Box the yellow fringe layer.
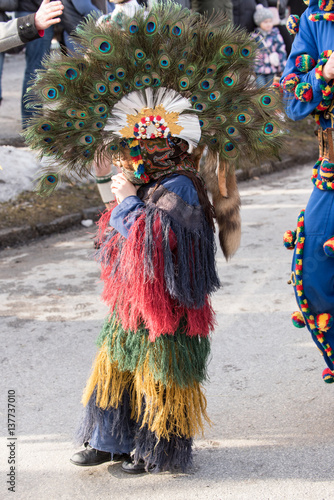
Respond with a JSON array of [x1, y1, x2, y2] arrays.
[[81, 343, 132, 409], [81, 342, 211, 440], [134, 357, 211, 439]]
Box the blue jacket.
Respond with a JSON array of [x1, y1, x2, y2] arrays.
[[281, 0, 334, 129], [110, 174, 199, 239]]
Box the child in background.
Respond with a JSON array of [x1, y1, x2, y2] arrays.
[[252, 4, 287, 88]]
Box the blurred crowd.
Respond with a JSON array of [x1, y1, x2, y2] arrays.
[[0, 0, 307, 127]]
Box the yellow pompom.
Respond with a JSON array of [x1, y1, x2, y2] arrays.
[[315, 313, 333, 332]]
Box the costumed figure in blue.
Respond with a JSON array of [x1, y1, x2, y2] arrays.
[[23, 1, 285, 473], [282, 0, 334, 383]]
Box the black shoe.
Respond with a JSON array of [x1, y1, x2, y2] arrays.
[[113, 452, 131, 463], [70, 443, 130, 467], [121, 457, 151, 474], [70, 444, 111, 466]]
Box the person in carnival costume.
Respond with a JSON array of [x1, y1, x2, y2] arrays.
[[282, 0, 334, 384], [23, 1, 284, 473]]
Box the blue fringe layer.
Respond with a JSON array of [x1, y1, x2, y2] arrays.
[[76, 390, 193, 472], [134, 422, 193, 473], [75, 387, 136, 447]]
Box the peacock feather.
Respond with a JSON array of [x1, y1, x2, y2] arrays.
[[23, 0, 285, 197]]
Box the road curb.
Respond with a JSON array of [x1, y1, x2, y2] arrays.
[[0, 205, 105, 250], [235, 150, 318, 182], [0, 148, 318, 250]]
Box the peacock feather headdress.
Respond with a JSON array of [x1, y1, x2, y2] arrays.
[[23, 1, 286, 257], [24, 1, 284, 188]]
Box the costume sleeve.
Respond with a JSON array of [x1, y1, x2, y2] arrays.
[[160, 175, 200, 206], [280, 13, 323, 120], [109, 195, 145, 238], [0, 15, 40, 53], [109, 176, 200, 239]]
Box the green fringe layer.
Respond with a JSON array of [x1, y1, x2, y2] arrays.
[[96, 314, 211, 389]]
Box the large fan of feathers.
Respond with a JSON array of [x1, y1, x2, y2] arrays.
[[23, 1, 285, 258]]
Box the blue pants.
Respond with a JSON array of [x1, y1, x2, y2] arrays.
[[89, 408, 135, 455], [16, 11, 54, 128]]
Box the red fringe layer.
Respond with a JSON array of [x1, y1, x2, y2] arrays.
[[96, 208, 216, 341]]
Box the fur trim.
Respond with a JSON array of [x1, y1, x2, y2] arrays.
[[200, 151, 241, 259]]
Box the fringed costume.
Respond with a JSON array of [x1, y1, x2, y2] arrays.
[[23, 1, 285, 472], [282, 0, 334, 384], [78, 164, 219, 471]]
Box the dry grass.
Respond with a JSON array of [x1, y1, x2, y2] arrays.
[[0, 182, 103, 230]]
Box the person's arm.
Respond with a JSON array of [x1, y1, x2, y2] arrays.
[[0, 0, 63, 53], [109, 174, 200, 239], [109, 173, 143, 238], [280, 12, 322, 120], [110, 195, 145, 238], [0, 16, 34, 52]]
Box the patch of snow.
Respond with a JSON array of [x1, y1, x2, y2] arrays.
[[0, 146, 41, 202], [81, 219, 94, 228]]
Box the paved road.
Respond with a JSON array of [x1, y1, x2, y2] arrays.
[[0, 51, 24, 143], [1, 163, 334, 500]]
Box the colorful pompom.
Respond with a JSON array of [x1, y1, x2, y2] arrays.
[[292, 311, 306, 328], [320, 161, 334, 181], [322, 368, 334, 383], [323, 236, 334, 256], [295, 54, 316, 73], [295, 82, 313, 102], [283, 229, 297, 249], [282, 73, 300, 92], [315, 313, 333, 332], [303, 0, 309, 4], [287, 15, 300, 35], [319, 0, 334, 12]]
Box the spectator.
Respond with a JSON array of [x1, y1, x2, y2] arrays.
[[267, 0, 292, 55], [61, 0, 114, 52], [0, 1, 63, 109], [252, 4, 286, 87], [0, 0, 18, 106], [232, 0, 268, 32], [191, 0, 233, 20], [16, 0, 57, 128]]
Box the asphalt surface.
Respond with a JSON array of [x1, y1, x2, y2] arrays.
[[1, 162, 334, 499], [0, 52, 25, 146]]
